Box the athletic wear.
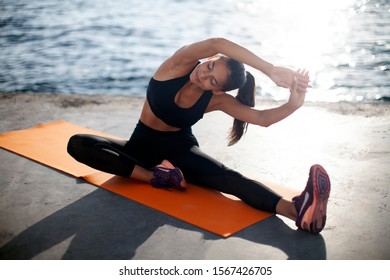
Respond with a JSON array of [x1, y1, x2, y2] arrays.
[[67, 64, 283, 214], [293, 164, 331, 234], [151, 160, 187, 190], [146, 62, 213, 128], [67, 134, 135, 177], [67, 121, 282, 213], [67, 61, 332, 233]]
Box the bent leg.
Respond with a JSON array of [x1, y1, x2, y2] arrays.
[[67, 134, 184, 189], [67, 134, 137, 177]]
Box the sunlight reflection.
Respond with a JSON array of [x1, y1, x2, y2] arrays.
[[233, 0, 366, 101]]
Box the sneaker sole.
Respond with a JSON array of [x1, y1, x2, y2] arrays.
[[160, 160, 187, 190], [300, 164, 331, 234], [171, 167, 187, 190]]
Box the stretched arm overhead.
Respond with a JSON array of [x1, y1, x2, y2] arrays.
[[156, 37, 309, 89], [172, 38, 274, 75]]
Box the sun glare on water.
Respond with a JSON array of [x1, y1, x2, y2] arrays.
[[234, 0, 370, 101]]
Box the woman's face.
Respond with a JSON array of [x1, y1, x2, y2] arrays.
[[190, 57, 229, 92]]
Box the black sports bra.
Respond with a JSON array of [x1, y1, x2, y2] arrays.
[[146, 64, 213, 128]]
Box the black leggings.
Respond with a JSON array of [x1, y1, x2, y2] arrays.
[[67, 121, 281, 213]]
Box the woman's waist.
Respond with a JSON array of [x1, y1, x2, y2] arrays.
[[131, 119, 197, 149], [140, 100, 184, 132]]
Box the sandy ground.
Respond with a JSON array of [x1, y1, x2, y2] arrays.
[[0, 93, 389, 260]]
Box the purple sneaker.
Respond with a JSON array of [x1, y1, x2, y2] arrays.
[[293, 164, 331, 234], [151, 160, 187, 191]]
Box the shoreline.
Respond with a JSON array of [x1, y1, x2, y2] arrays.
[[1, 91, 389, 116]]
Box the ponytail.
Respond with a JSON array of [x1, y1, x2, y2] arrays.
[[228, 71, 255, 146], [219, 56, 256, 145]]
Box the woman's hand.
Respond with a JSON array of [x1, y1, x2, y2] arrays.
[[270, 66, 311, 89], [287, 69, 310, 110]]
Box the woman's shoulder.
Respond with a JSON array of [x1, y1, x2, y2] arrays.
[[207, 93, 238, 112], [153, 57, 199, 81]]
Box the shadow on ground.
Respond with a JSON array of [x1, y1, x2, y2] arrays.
[[0, 179, 326, 260]]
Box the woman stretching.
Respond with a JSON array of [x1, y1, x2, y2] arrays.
[[67, 38, 330, 234]]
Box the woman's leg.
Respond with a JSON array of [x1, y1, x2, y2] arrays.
[[276, 199, 297, 220], [67, 134, 139, 177], [171, 146, 283, 213], [131, 165, 154, 182], [67, 134, 185, 189], [172, 146, 330, 234]]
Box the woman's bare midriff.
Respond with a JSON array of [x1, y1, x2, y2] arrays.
[[139, 100, 182, 132]]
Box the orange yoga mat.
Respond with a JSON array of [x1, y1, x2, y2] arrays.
[[0, 120, 297, 237]]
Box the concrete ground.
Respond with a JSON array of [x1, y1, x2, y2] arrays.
[[0, 93, 389, 260]]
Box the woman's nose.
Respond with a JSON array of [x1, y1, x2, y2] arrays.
[[200, 70, 209, 80]]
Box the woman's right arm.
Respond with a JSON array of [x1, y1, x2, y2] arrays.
[[168, 37, 274, 75], [157, 38, 309, 88]]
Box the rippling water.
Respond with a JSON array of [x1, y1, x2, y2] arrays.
[[0, 0, 389, 102]]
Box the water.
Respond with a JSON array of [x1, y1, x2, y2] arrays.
[[0, 0, 389, 102]]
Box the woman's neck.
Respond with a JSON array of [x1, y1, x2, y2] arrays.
[[174, 81, 205, 108]]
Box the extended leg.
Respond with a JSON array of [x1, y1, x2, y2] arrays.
[[170, 146, 282, 213]]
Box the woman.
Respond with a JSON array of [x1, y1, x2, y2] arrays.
[[67, 38, 330, 234]]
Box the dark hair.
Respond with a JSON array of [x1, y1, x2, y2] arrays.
[[221, 57, 256, 146]]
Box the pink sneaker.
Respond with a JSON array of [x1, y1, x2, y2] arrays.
[[293, 164, 331, 234], [151, 160, 187, 190]]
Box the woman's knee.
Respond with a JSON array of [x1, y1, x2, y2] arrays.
[[67, 134, 88, 159]]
